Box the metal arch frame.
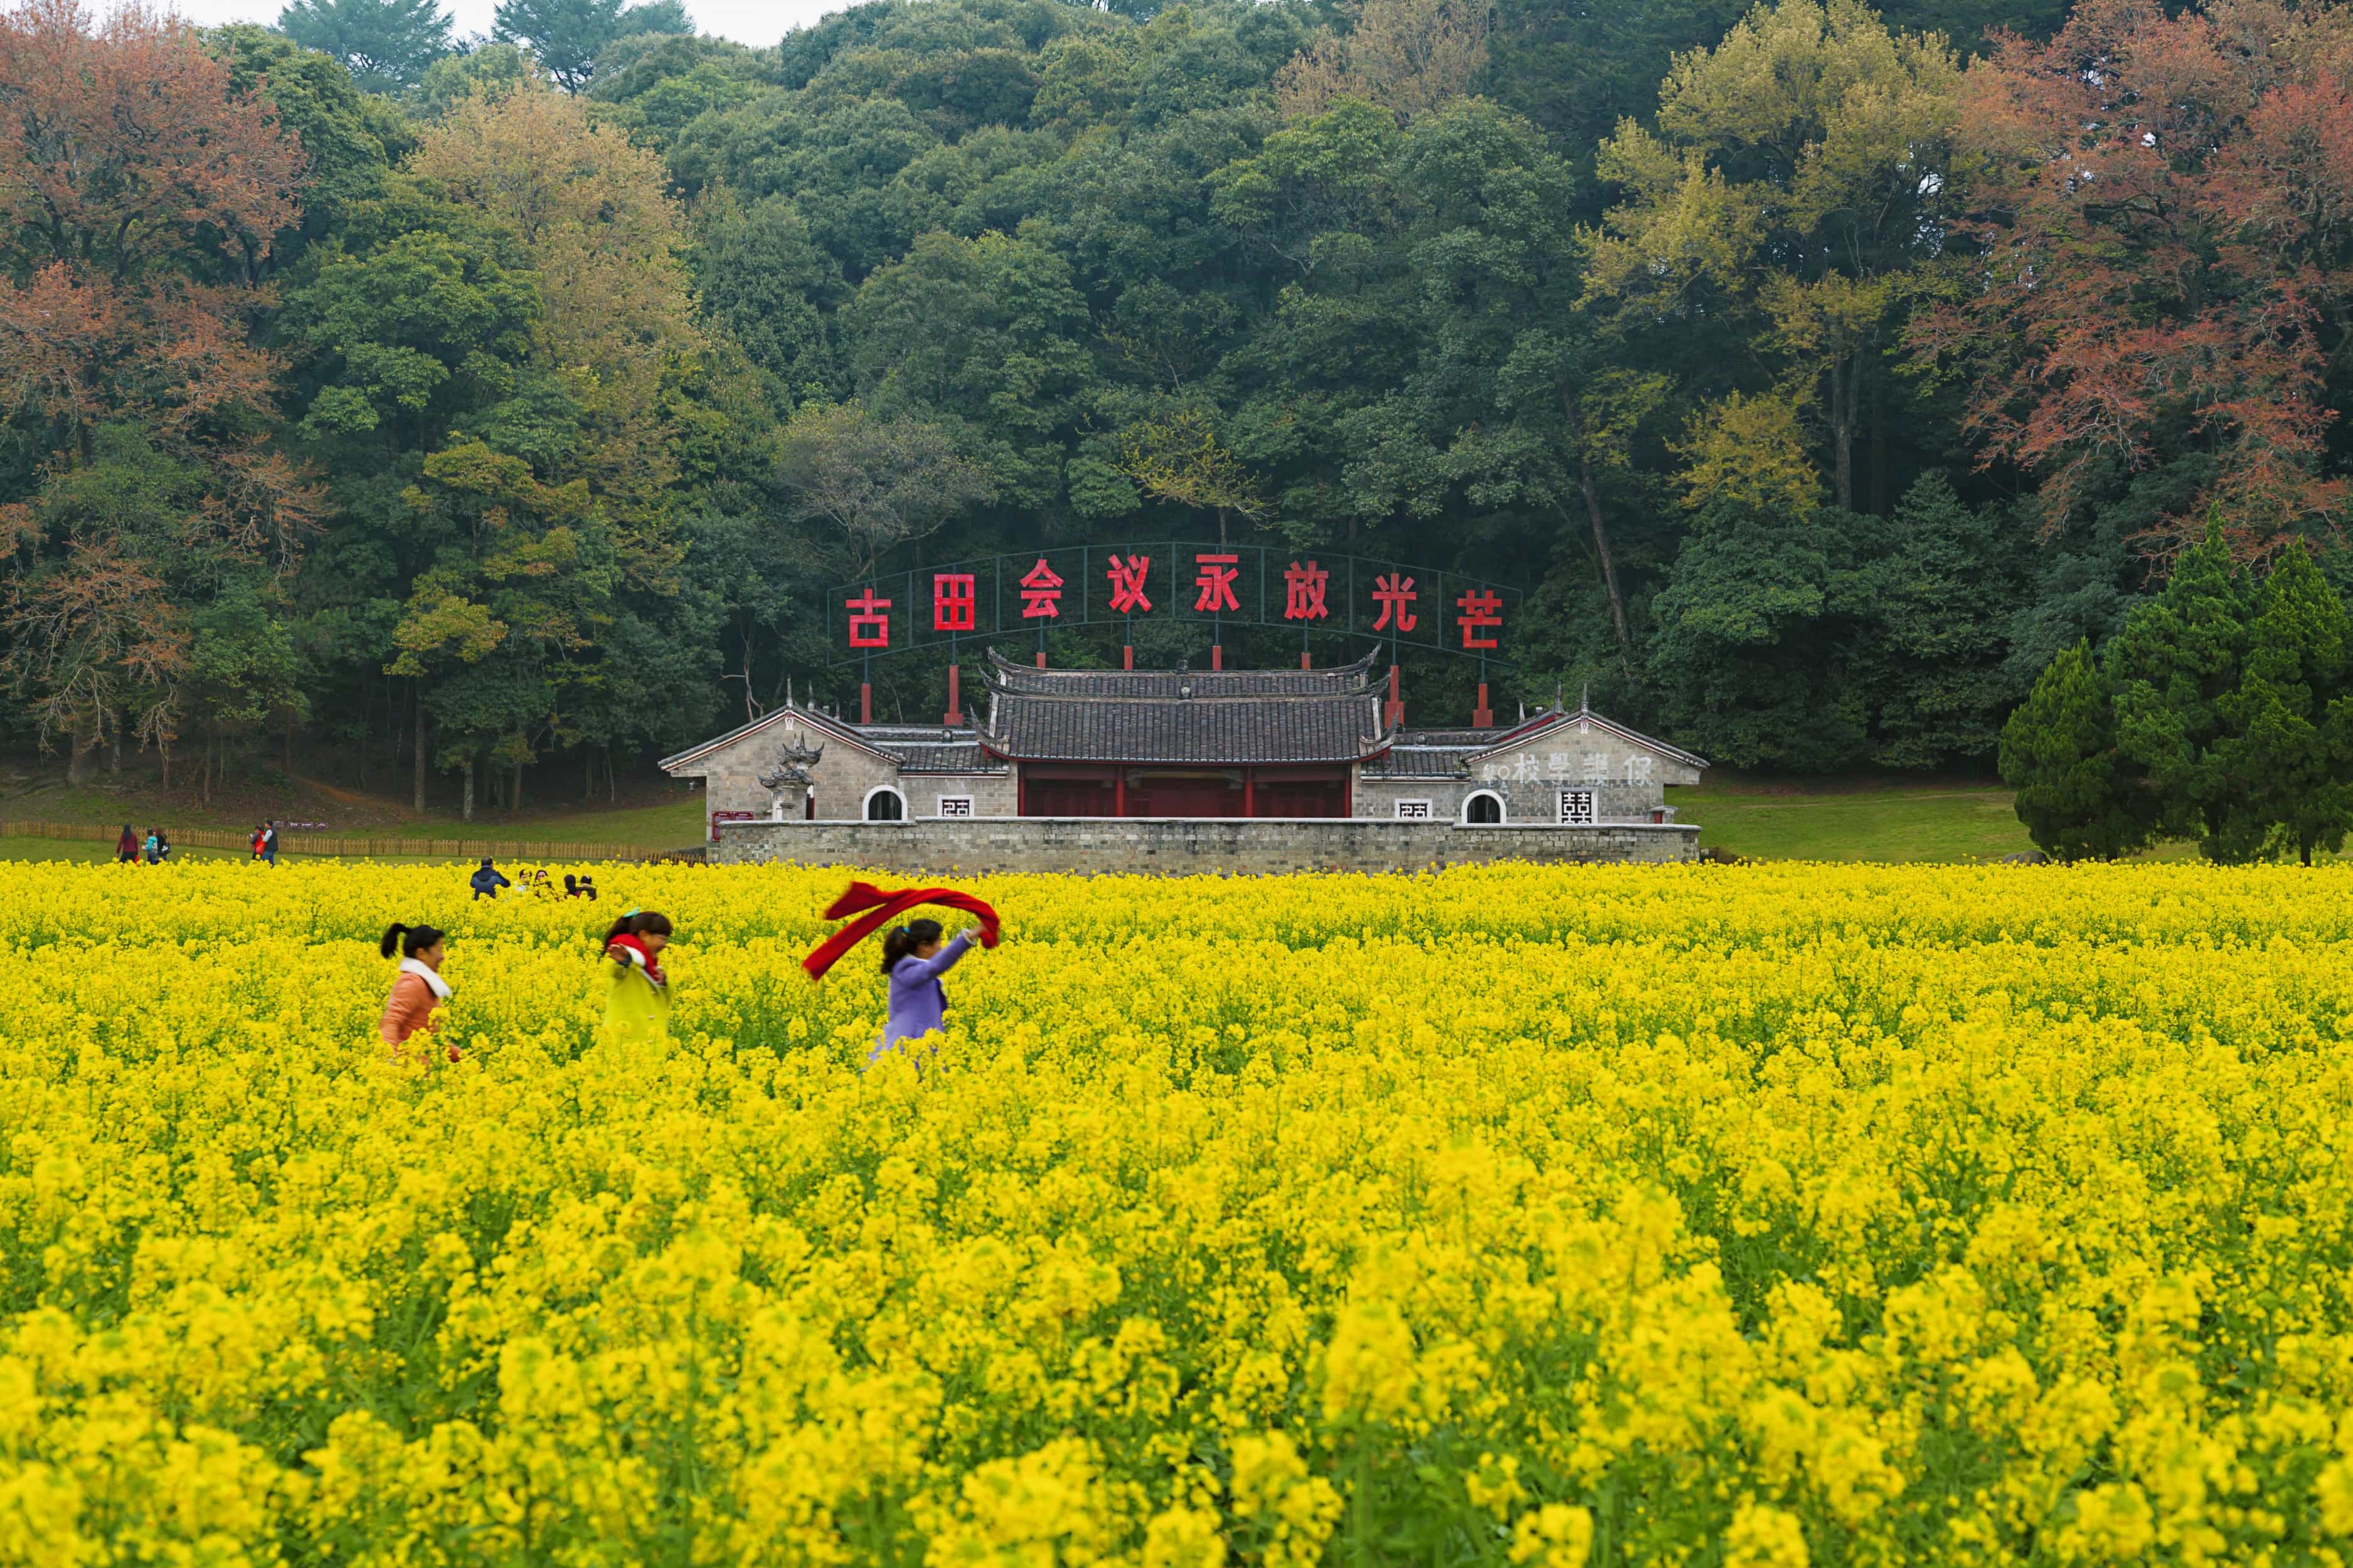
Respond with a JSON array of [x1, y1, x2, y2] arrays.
[[825, 542, 1522, 670]]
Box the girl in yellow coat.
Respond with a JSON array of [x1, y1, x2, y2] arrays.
[[600, 909, 672, 1041]]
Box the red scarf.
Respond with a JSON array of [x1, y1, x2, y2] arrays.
[[802, 881, 1000, 980], [606, 933, 667, 988]]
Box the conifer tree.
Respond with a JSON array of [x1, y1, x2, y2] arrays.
[[2106, 514, 2249, 848], [2212, 548, 2353, 864], [1997, 639, 2156, 861]]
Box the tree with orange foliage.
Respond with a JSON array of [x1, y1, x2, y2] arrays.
[[1920, 0, 2353, 552], [0, 0, 313, 777]]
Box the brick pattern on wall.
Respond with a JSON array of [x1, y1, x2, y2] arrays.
[[710, 817, 1702, 874]]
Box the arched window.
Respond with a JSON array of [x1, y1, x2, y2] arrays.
[[1463, 790, 1504, 825], [864, 786, 906, 822]]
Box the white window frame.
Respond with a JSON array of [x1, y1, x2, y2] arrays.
[[1462, 789, 1507, 825], [1559, 789, 1596, 826], [861, 784, 909, 822], [1394, 798, 1434, 820], [936, 795, 974, 818]]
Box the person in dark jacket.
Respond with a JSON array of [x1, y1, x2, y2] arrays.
[[469, 858, 511, 899]]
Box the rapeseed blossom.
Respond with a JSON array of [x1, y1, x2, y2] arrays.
[[1, 859, 2351, 1565]]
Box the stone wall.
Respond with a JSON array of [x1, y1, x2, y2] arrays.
[[710, 817, 1701, 874]]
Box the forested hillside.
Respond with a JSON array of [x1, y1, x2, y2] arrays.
[[4, 0, 2345, 815]]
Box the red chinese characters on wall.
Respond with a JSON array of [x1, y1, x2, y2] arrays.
[[932, 573, 976, 632], [846, 588, 892, 649], [1019, 558, 1064, 619], [1282, 559, 1329, 621], [1105, 553, 1152, 613], [1455, 587, 1502, 649], [1193, 553, 1240, 613], [1372, 573, 1417, 632]]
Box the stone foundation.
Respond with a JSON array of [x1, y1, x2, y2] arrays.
[[710, 817, 1701, 874]]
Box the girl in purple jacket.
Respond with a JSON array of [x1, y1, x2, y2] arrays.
[[871, 917, 987, 1061]]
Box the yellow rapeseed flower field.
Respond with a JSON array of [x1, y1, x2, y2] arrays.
[[2, 859, 2351, 1567]]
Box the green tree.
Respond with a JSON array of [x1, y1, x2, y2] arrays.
[[773, 401, 991, 580], [1585, 0, 1963, 512], [1997, 639, 2156, 861], [491, 0, 689, 93], [186, 588, 308, 802], [275, 0, 454, 93], [2108, 516, 2250, 855], [2211, 548, 2353, 865]]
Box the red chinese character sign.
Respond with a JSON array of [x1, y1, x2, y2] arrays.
[[1105, 554, 1152, 613], [1019, 559, 1063, 619], [1455, 588, 1502, 649], [1373, 573, 1417, 632], [829, 547, 1515, 679], [1193, 553, 1240, 613], [1282, 560, 1329, 621], [846, 588, 892, 649], [932, 573, 976, 632]]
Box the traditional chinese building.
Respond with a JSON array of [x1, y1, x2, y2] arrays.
[[659, 652, 1709, 871]]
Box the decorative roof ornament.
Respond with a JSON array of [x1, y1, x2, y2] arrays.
[[757, 737, 826, 792]]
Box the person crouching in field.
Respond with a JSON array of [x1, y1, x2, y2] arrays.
[[601, 910, 672, 1042], [379, 923, 459, 1061], [873, 917, 985, 1063]]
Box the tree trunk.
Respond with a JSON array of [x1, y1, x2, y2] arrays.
[[109, 729, 120, 780], [283, 713, 294, 779], [462, 758, 475, 823], [512, 756, 523, 814], [66, 726, 93, 785], [202, 736, 212, 806], [159, 742, 169, 792], [1829, 347, 1862, 513], [585, 751, 595, 802], [413, 698, 427, 813], [1565, 397, 1638, 685]]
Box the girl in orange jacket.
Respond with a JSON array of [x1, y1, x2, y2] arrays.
[[378, 923, 458, 1060]]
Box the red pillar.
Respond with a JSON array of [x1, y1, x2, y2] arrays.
[[1017, 772, 1028, 817], [1212, 644, 1223, 671], [1384, 665, 1403, 728], [1342, 768, 1353, 817], [1300, 649, 1312, 669], [1123, 644, 1134, 670], [1114, 772, 1127, 817], [1243, 768, 1255, 817], [860, 682, 873, 724], [1035, 650, 1046, 669], [943, 662, 962, 725], [1472, 683, 1493, 728]]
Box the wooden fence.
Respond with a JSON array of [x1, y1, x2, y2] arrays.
[[0, 820, 692, 862]]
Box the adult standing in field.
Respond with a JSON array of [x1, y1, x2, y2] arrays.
[[470, 858, 510, 899], [873, 918, 989, 1063], [378, 923, 459, 1061], [600, 909, 672, 1042], [251, 825, 265, 861], [262, 821, 279, 866], [115, 824, 137, 863]]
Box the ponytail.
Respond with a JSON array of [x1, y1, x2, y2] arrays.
[[881, 918, 943, 973], [602, 909, 673, 947], [381, 923, 445, 959]]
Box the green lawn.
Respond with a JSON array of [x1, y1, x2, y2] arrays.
[[1677, 778, 2039, 863]]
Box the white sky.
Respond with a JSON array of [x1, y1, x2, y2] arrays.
[[161, 0, 844, 48]]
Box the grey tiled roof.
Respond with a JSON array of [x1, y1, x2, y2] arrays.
[[984, 692, 1387, 765], [984, 649, 1379, 699], [1361, 742, 1479, 779]]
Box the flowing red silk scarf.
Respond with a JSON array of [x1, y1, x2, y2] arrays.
[[801, 881, 1001, 980]]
